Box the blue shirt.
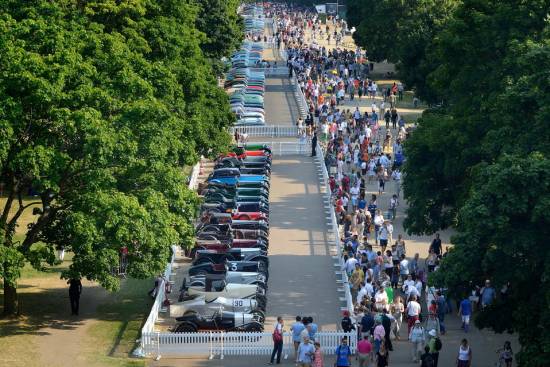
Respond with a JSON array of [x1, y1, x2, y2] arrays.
[[358, 199, 367, 210], [335, 344, 352, 366], [481, 287, 495, 305], [309, 323, 318, 340], [291, 322, 305, 342], [297, 342, 315, 363], [460, 299, 472, 315]]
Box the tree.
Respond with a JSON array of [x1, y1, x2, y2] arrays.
[[403, 0, 550, 234], [195, 0, 244, 63], [430, 154, 550, 366], [0, 0, 234, 315]]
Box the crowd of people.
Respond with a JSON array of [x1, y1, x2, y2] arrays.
[[265, 5, 514, 367]]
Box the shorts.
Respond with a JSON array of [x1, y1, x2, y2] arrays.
[[380, 239, 388, 247], [461, 315, 470, 324], [357, 353, 370, 363]]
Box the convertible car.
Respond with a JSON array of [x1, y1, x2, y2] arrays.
[[172, 310, 263, 332]]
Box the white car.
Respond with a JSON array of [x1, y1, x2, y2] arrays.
[[170, 294, 265, 319]]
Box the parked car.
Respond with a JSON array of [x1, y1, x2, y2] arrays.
[[172, 310, 263, 332], [171, 294, 265, 317]]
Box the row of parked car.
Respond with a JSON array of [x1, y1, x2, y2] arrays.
[[242, 4, 265, 37], [171, 144, 272, 333], [226, 43, 266, 126]]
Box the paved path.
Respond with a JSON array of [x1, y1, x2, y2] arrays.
[[265, 156, 340, 329], [264, 76, 298, 126]]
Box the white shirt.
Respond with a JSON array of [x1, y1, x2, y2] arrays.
[[365, 127, 372, 138], [400, 259, 410, 274], [402, 279, 415, 293], [374, 214, 384, 226], [345, 257, 358, 274], [407, 301, 421, 316], [391, 170, 401, 181]]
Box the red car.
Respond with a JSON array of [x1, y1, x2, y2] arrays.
[[231, 211, 268, 221]]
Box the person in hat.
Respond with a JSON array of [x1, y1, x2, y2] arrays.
[[408, 320, 425, 363], [341, 310, 355, 332]]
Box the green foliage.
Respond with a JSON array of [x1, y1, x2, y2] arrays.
[[430, 154, 550, 365], [395, 0, 550, 364], [195, 0, 244, 63], [0, 0, 234, 313]]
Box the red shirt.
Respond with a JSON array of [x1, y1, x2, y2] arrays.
[[357, 339, 372, 354]]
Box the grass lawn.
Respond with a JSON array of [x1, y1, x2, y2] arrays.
[[86, 278, 152, 366]]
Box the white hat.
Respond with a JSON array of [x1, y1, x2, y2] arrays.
[[429, 329, 437, 337]]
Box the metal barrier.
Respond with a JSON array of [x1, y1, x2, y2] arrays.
[[316, 144, 355, 314], [247, 140, 311, 156], [141, 330, 356, 359], [291, 75, 309, 119], [230, 125, 299, 137]]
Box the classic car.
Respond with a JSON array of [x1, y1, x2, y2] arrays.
[[182, 277, 267, 303], [170, 294, 265, 318], [188, 261, 268, 279], [188, 272, 267, 292], [193, 248, 268, 266], [172, 310, 263, 332]]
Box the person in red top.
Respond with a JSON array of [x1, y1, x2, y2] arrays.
[[357, 337, 373, 367]]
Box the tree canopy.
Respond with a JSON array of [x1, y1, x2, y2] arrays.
[[0, 0, 235, 315], [347, 0, 550, 364]]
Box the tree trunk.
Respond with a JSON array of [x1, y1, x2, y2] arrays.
[[3, 281, 18, 315]]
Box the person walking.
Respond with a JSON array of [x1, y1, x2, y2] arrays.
[[406, 295, 422, 333], [458, 296, 472, 333], [391, 296, 404, 340], [312, 342, 324, 367], [357, 337, 372, 367], [376, 341, 389, 367], [68, 278, 82, 315], [292, 316, 306, 363], [435, 290, 447, 334], [420, 345, 435, 367], [297, 335, 315, 367], [427, 329, 442, 366], [409, 320, 425, 363], [456, 339, 472, 367], [270, 316, 284, 365], [334, 337, 352, 367], [373, 319, 385, 355]]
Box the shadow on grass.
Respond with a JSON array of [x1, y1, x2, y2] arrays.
[[0, 277, 153, 360]]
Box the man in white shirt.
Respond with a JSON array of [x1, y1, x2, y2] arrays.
[[344, 255, 358, 275], [399, 255, 410, 282], [406, 295, 422, 332], [402, 274, 415, 293]]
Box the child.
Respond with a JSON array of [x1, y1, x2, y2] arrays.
[[313, 342, 324, 367]]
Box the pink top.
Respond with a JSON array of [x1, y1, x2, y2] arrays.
[[357, 339, 372, 354], [313, 349, 323, 367], [373, 324, 385, 341]]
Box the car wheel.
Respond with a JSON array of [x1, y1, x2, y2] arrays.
[[174, 322, 197, 333], [244, 322, 263, 332], [252, 311, 265, 324]]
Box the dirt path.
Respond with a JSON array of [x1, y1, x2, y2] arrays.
[[34, 279, 109, 367]]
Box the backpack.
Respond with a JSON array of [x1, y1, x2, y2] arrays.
[[272, 326, 283, 343], [341, 317, 353, 332], [434, 337, 442, 351]]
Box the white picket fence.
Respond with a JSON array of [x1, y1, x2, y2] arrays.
[[135, 163, 201, 357], [230, 125, 299, 137], [141, 330, 357, 359]]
